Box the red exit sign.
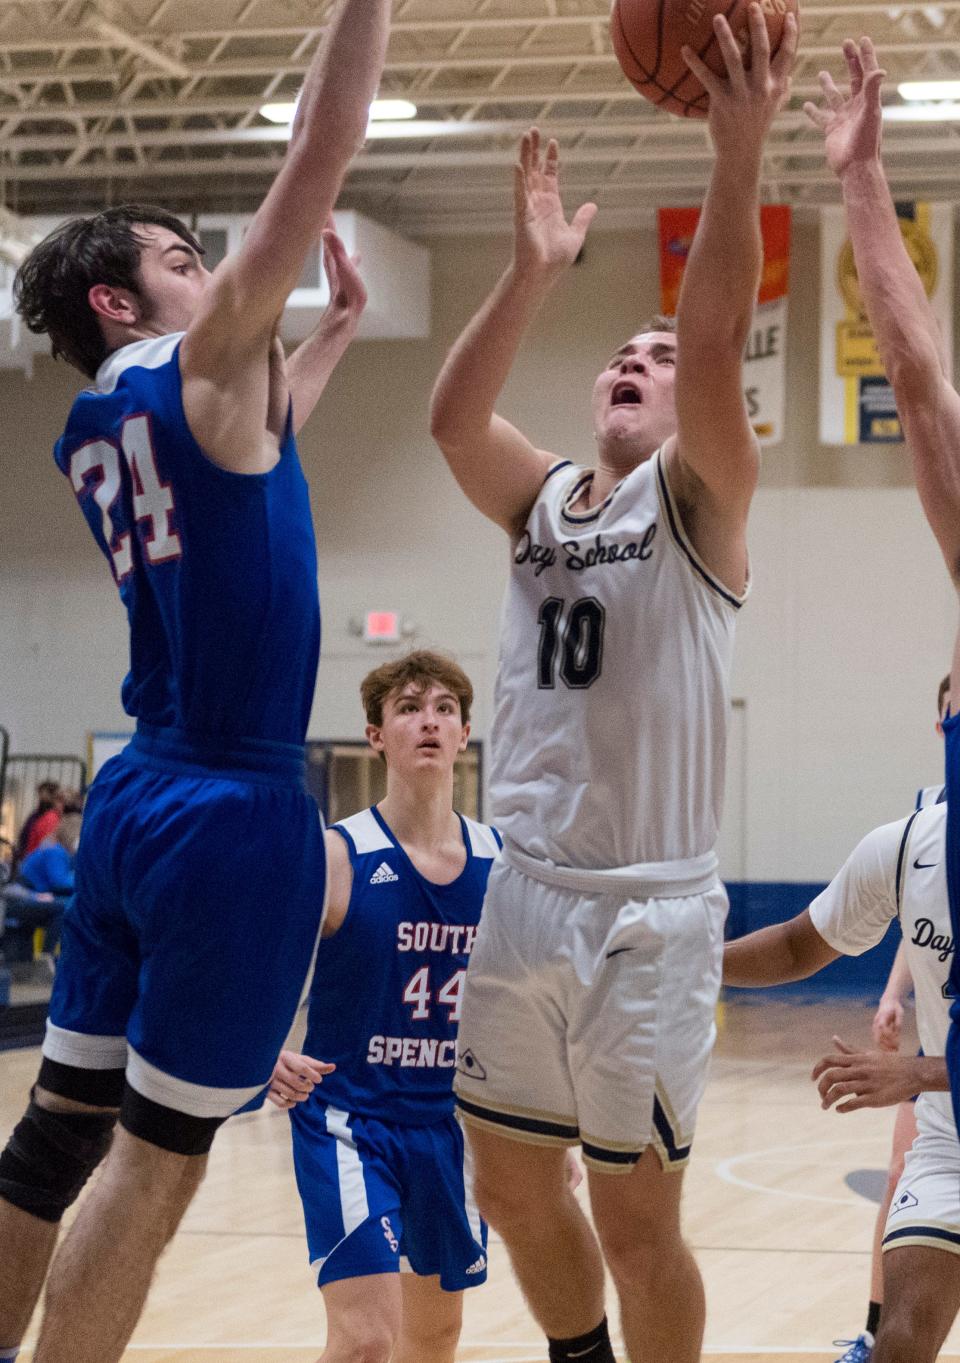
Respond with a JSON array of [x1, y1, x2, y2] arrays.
[[363, 611, 401, 642]]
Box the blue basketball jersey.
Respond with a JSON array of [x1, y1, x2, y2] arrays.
[[54, 334, 320, 744], [303, 806, 501, 1124]]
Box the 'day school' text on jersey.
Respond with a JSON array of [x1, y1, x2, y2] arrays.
[[491, 450, 748, 872], [303, 807, 502, 1125]]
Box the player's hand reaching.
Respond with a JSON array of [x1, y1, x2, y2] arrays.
[[682, 4, 798, 154], [268, 1049, 336, 1109], [812, 1035, 921, 1111], [513, 128, 597, 281], [321, 223, 367, 331], [871, 996, 904, 1052], [804, 38, 886, 180]]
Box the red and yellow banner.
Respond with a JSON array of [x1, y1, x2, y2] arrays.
[[658, 206, 791, 446]]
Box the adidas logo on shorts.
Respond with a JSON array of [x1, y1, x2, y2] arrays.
[[370, 862, 399, 885], [465, 1255, 486, 1275]]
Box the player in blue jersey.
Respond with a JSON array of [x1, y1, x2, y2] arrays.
[[0, 6, 391, 1363], [267, 651, 499, 1363]]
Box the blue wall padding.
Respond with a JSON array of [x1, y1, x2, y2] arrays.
[[723, 881, 903, 999]]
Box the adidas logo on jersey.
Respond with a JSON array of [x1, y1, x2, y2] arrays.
[[465, 1255, 487, 1275], [370, 862, 399, 885]]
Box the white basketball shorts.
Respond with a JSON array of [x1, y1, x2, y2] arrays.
[[883, 1108, 960, 1258], [453, 845, 727, 1174]]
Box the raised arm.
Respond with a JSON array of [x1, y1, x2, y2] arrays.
[[806, 38, 960, 580], [429, 130, 597, 535], [287, 229, 367, 435], [187, 0, 389, 360], [668, 6, 797, 590], [180, 0, 390, 472], [723, 909, 840, 987]]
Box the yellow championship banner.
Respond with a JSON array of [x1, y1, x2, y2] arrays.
[[658, 205, 791, 446], [819, 203, 953, 445]]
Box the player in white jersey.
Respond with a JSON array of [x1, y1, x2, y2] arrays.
[[429, 11, 797, 1363], [832, 673, 950, 1363], [805, 39, 960, 1229], [726, 802, 960, 1363]]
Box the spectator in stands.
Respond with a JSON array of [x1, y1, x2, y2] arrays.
[[14, 782, 64, 863], [9, 806, 82, 960], [19, 807, 82, 898]]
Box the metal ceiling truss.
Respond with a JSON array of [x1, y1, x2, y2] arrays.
[[0, 0, 958, 232]]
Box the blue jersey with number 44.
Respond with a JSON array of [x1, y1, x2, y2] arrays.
[[304, 806, 501, 1125], [54, 333, 320, 745]]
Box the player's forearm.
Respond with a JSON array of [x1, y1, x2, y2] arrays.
[[677, 148, 763, 357], [430, 264, 555, 447], [723, 923, 812, 987], [840, 160, 946, 393], [292, 0, 392, 162], [911, 1055, 949, 1092], [287, 312, 359, 434], [880, 940, 913, 1005]]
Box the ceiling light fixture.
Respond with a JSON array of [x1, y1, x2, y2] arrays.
[[898, 79, 960, 101], [883, 100, 960, 120], [260, 97, 417, 126]]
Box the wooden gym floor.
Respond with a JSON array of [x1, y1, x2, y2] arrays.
[[5, 998, 958, 1362]]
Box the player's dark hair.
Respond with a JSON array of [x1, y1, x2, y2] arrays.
[[636, 313, 676, 336], [13, 205, 203, 380], [361, 651, 473, 729], [938, 672, 951, 719]]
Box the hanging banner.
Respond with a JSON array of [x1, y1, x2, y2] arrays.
[[819, 202, 953, 445], [658, 205, 791, 446]]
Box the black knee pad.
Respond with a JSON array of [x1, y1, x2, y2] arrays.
[[0, 1097, 118, 1223], [121, 1088, 225, 1157]]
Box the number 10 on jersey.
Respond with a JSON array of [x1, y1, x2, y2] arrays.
[[538, 596, 606, 690]]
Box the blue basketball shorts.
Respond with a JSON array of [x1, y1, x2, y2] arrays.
[[42, 726, 326, 1123], [290, 1100, 487, 1292]]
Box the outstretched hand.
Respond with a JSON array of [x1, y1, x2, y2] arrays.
[[513, 128, 597, 279], [804, 37, 886, 177], [811, 1035, 919, 1112], [321, 222, 367, 328], [682, 3, 798, 151]]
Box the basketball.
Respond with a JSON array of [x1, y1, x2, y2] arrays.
[[611, 0, 799, 118]]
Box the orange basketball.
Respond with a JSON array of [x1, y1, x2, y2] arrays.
[[611, 0, 798, 118]]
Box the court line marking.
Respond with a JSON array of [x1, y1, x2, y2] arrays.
[[715, 1137, 892, 1207]]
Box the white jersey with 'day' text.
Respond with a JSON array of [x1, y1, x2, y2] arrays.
[[808, 802, 953, 1138], [490, 451, 746, 870]]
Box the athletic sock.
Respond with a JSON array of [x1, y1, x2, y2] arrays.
[[866, 1301, 882, 1336], [548, 1317, 617, 1363]]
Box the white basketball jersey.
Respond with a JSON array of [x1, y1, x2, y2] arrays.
[[915, 782, 946, 810], [809, 803, 953, 1138], [489, 451, 746, 870]]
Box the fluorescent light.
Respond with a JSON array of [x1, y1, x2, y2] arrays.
[[898, 79, 960, 101], [260, 101, 296, 124], [259, 97, 417, 126], [883, 100, 960, 120], [370, 99, 417, 121], [366, 119, 501, 139]]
